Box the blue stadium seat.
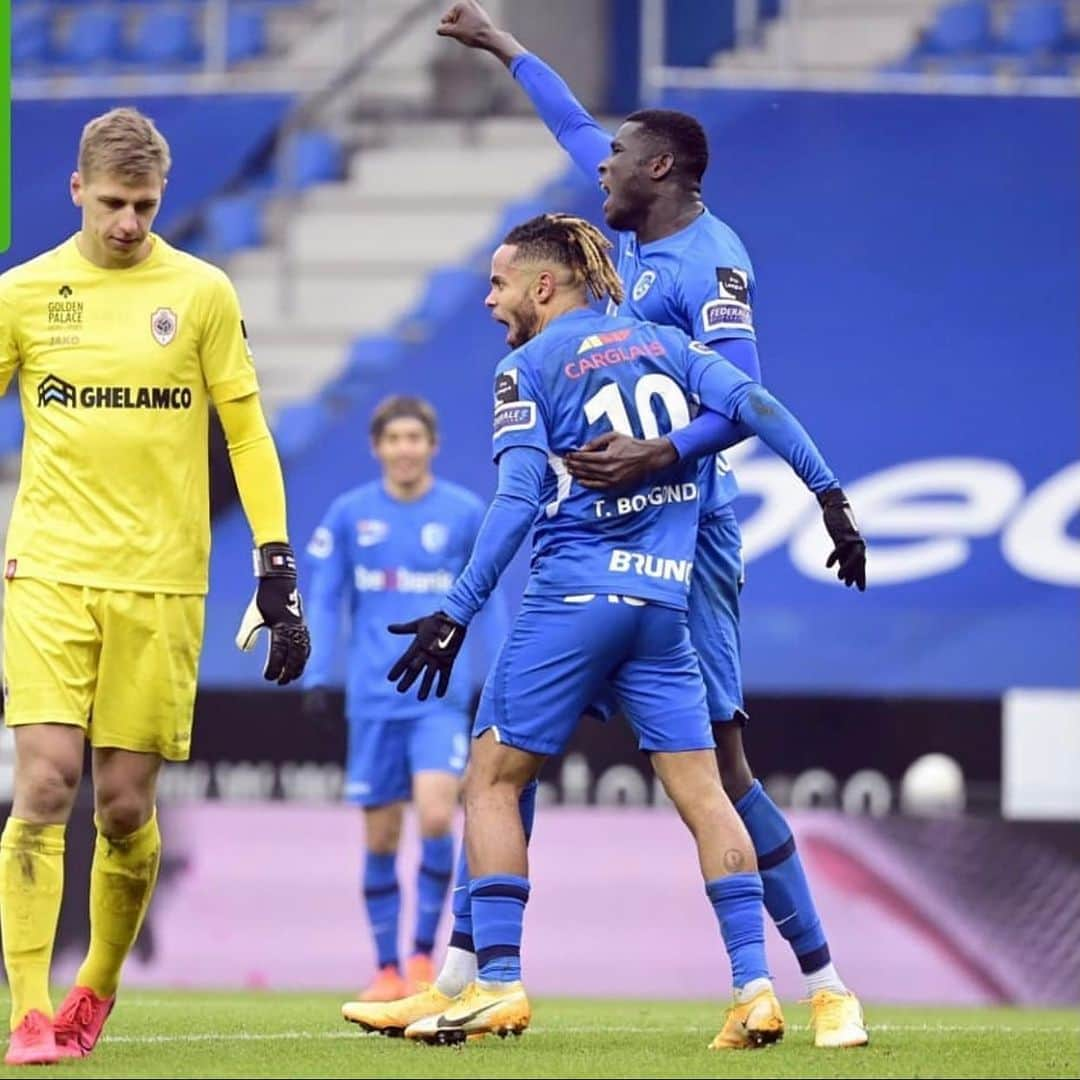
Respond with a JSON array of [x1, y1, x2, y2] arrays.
[[342, 334, 404, 380], [279, 131, 344, 189], [922, 1, 991, 54], [205, 193, 263, 255], [880, 53, 927, 75], [273, 400, 331, 461], [128, 8, 201, 67], [227, 6, 268, 64], [999, 1, 1067, 54], [12, 10, 50, 70], [0, 397, 24, 458], [937, 54, 998, 75], [54, 8, 126, 67], [1018, 52, 1073, 76]]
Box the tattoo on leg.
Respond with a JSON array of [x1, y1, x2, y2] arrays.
[[723, 848, 746, 872]]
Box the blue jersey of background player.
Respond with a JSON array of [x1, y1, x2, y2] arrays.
[[434, 1, 868, 1050], [302, 394, 506, 1003], [375, 213, 864, 1046]]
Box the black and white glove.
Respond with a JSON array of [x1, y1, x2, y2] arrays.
[[819, 487, 867, 591], [235, 542, 312, 685], [387, 610, 467, 701]]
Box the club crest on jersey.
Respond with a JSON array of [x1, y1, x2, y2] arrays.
[[356, 519, 389, 547], [421, 522, 449, 554], [631, 270, 656, 302], [151, 307, 178, 346]]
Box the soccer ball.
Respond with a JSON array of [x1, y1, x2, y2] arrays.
[[900, 752, 966, 817]]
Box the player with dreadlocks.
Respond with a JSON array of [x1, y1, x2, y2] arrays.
[[343, 212, 865, 1046], [430, 0, 872, 1053]]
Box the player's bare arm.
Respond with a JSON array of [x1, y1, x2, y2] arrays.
[[437, 0, 527, 67], [564, 431, 678, 490]]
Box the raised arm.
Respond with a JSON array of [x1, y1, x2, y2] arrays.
[[438, 0, 611, 180]]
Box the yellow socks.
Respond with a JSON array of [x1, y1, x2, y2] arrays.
[[75, 811, 161, 1000], [0, 818, 66, 1028]]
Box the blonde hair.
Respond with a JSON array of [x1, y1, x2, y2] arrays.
[[78, 107, 172, 182], [504, 213, 625, 306]]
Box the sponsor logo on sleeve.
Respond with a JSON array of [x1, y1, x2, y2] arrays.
[[701, 267, 753, 334], [493, 400, 537, 437], [494, 368, 519, 405]]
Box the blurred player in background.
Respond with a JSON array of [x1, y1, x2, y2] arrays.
[[0, 107, 310, 1066], [433, 1, 869, 1049], [303, 396, 506, 1002], [379, 214, 864, 1046]]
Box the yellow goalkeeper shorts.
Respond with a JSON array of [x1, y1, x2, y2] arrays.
[[2, 577, 205, 761]]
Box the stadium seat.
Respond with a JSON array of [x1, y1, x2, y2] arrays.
[[922, 1, 991, 54], [936, 54, 998, 76], [880, 53, 926, 75], [11, 10, 50, 70], [342, 334, 404, 380], [273, 400, 331, 460], [1018, 52, 1073, 76], [279, 131, 345, 190], [128, 7, 201, 67], [0, 397, 24, 458], [205, 194, 264, 255], [226, 6, 268, 64], [54, 8, 126, 67], [999, 1, 1067, 55]]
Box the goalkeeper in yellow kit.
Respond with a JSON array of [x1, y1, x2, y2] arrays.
[[0, 107, 310, 1065]]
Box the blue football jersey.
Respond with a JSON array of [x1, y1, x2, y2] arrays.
[[491, 308, 753, 609], [303, 479, 497, 720], [613, 211, 757, 516]]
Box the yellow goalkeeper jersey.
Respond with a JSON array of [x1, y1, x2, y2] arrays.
[[0, 233, 259, 595]]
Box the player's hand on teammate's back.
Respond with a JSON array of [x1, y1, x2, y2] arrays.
[[564, 432, 678, 491], [818, 488, 867, 591], [387, 610, 467, 701], [235, 542, 312, 685]]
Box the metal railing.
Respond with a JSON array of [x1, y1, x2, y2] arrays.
[[11, 0, 426, 102], [640, 0, 1080, 101]]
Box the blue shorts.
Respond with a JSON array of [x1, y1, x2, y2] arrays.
[[345, 710, 470, 807], [473, 593, 711, 757], [689, 505, 747, 724], [585, 506, 746, 726]]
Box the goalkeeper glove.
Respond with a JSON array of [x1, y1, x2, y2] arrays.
[[235, 542, 312, 685], [387, 610, 467, 701], [819, 487, 867, 591]]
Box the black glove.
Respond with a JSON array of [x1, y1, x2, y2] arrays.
[[235, 542, 312, 685], [387, 610, 467, 701], [301, 686, 336, 729], [818, 487, 867, 591]]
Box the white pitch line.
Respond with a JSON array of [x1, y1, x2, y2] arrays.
[[99, 1023, 1079, 1046]]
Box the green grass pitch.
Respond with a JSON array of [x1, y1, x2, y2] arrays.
[[0, 992, 1075, 1078]]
